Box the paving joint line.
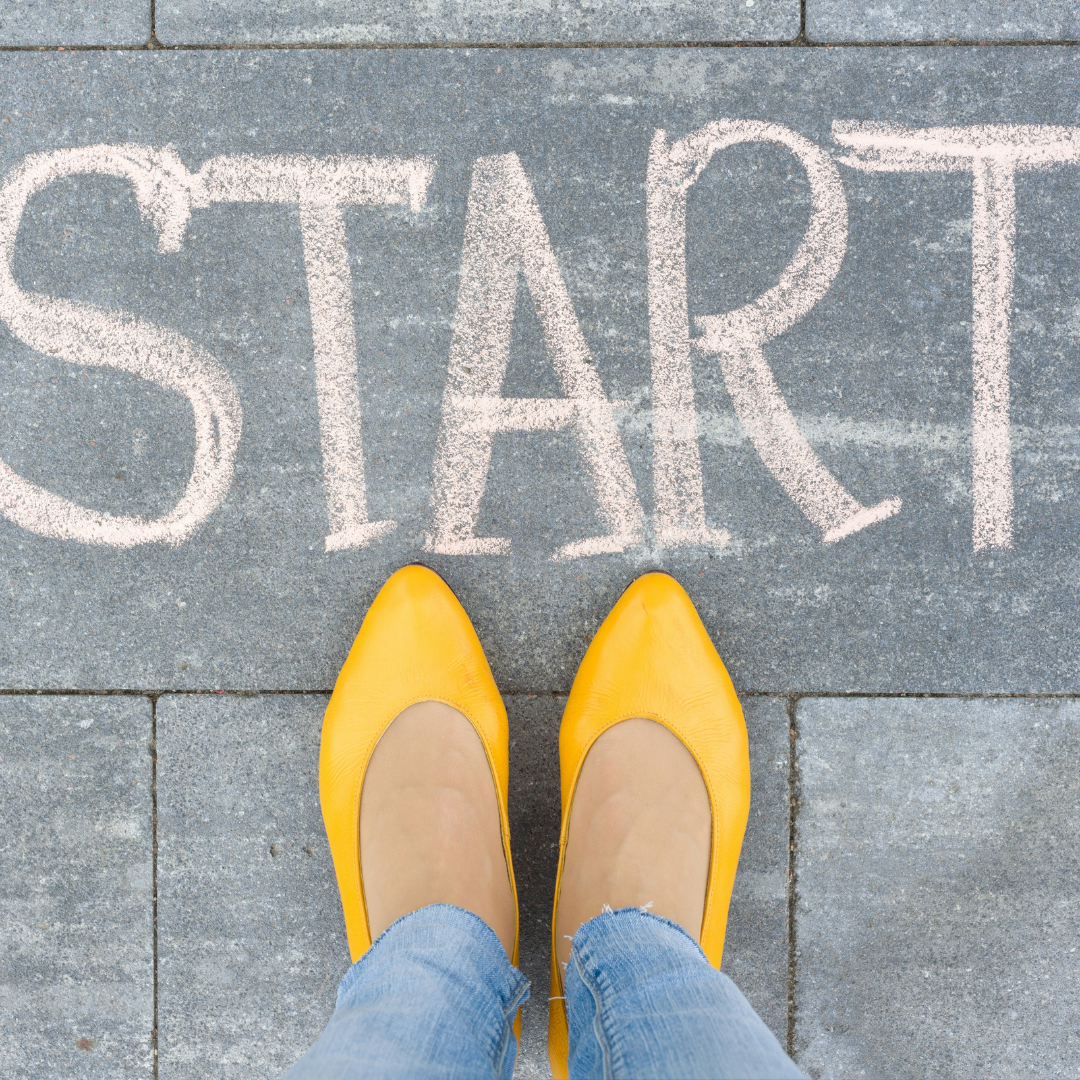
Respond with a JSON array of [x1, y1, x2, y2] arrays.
[[768, 689, 1080, 699], [148, 0, 163, 51], [1, 39, 1080, 53], [785, 692, 801, 1059], [149, 694, 159, 1080], [0, 687, 1076, 697]]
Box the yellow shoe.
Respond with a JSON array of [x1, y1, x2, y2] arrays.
[[320, 564, 520, 970], [547, 572, 751, 1078]]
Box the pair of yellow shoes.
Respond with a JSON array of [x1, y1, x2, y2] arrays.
[[320, 565, 751, 1078]]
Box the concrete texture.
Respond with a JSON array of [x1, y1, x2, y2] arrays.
[[152, 691, 787, 1076], [154, 0, 799, 46], [0, 694, 153, 1078], [794, 697, 1080, 1078], [2, 28, 1080, 1080], [723, 695, 792, 1043], [507, 695, 562, 1077], [807, 3, 1080, 43], [0, 48, 1079, 695], [156, 693, 349, 1078], [0, 2, 148, 46]]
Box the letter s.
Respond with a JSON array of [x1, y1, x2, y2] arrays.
[[0, 144, 241, 546]]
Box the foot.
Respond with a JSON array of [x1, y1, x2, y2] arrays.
[[554, 717, 712, 970], [359, 700, 516, 957]]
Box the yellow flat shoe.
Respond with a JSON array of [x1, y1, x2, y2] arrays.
[[320, 564, 520, 971], [547, 572, 751, 1078]]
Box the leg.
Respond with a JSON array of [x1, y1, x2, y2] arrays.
[[286, 903, 528, 1080], [564, 906, 802, 1080], [303, 567, 526, 1077], [555, 719, 803, 1077], [294, 699, 522, 1077]]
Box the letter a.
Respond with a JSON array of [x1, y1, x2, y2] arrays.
[[426, 153, 643, 558]]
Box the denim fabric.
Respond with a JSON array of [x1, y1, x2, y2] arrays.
[[564, 907, 806, 1080], [284, 904, 529, 1080], [286, 902, 804, 1080]]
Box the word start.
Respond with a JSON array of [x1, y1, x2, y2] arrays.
[[0, 121, 1065, 557]]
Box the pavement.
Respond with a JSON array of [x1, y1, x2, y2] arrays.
[[1, 5, 1079, 1079]]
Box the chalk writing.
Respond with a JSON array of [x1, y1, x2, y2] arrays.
[[649, 121, 901, 547], [835, 122, 1080, 550], [425, 152, 643, 558], [0, 147, 434, 551], [0, 145, 242, 547], [193, 153, 435, 551], [0, 124, 1071, 556]]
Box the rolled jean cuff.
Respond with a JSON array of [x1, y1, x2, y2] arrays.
[[571, 905, 705, 964], [336, 903, 527, 1014], [287, 903, 529, 1080], [565, 906, 805, 1080]]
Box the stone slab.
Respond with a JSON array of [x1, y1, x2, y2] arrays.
[[0, 2, 148, 46], [506, 694, 562, 1077], [154, 0, 799, 46], [156, 693, 349, 1078], [0, 49, 1080, 694], [722, 695, 791, 1045], [155, 691, 788, 1076], [807, 3, 1080, 43], [794, 697, 1080, 1078], [0, 694, 153, 1078]]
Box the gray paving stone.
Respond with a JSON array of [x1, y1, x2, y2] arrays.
[[794, 697, 1080, 1078], [154, 0, 799, 46], [0, 1, 149, 46], [807, 3, 1080, 43], [723, 695, 791, 1044], [0, 694, 153, 1078], [155, 690, 786, 1076], [1, 48, 1080, 695], [156, 693, 348, 1078], [507, 694, 562, 1078]]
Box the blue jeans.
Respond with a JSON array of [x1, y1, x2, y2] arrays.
[[285, 904, 805, 1080]]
